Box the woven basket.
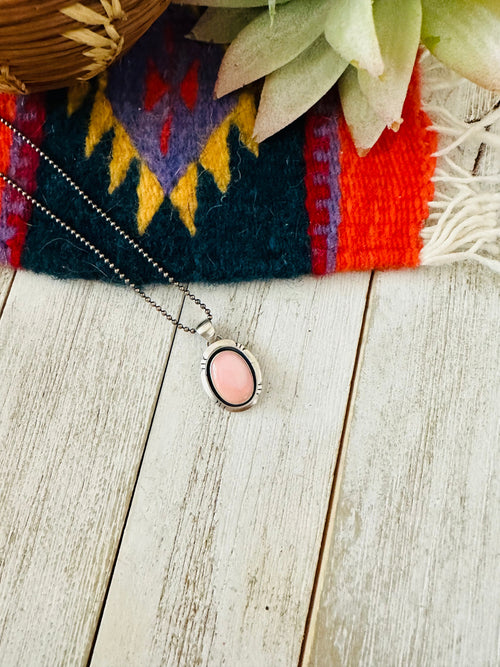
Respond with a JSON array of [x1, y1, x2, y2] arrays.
[[0, 0, 171, 94]]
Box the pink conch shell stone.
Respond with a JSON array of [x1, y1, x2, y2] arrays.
[[210, 350, 255, 405]]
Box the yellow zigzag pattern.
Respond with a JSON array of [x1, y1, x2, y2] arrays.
[[67, 77, 259, 236], [171, 92, 259, 236], [68, 74, 164, 235]]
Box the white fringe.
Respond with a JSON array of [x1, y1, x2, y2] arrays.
[[420, 52, 500, 273]]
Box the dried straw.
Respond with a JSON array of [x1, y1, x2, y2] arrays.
[[0, 0, 171, 94]]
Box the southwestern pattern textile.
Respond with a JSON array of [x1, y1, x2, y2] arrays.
[[0, 6, 438, 284]]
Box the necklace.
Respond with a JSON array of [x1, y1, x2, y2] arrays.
[[0, 116, 262, 412]]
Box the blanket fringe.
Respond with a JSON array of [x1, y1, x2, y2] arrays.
[[420, 52, 500, 273], [421, 156, 500, 271]]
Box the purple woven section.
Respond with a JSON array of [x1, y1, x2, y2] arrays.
[[305, 93, 342, 274], [0, 192, 14, 265], [107, 9, 237, 195]]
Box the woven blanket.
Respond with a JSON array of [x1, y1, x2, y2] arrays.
[[0, 6, 498, 284]]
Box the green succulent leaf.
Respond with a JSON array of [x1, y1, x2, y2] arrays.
[[189, 7, 263, 43], [339, 66, 386, 156], [358, 0, 422, 128], [324, 0, 384, 77], [214, 0, 331, 97], [182, 0, 500, 150], [421, 0, 500, 92], [253, 35, 348, 141]]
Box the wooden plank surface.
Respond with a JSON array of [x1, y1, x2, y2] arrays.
[[303, 77, 500, 666], [0, 273, 183, 666], [1, 56, 498, 667], [90, 274, 370, 667], [303, 263, 500, 667]]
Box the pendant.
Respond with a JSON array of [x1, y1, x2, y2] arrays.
[[196, 319, 262, 412]]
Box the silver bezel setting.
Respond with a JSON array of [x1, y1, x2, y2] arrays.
[[200, 339, 262, 412]]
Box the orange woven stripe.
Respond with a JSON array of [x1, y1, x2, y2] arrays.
[[335, 68, 437, 272]]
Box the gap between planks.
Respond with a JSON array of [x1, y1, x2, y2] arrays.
[[300, 80, 500, 667], [86, 291, 186, 665], [0, 274, 186, 666], [299, 127, 488, 667], [86, 277, 371, 666], [87, 273, 372, 667], [0, 266, 15, 319], [298, 271, 374, 666]]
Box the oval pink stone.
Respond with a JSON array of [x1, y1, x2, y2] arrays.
[[209, 349, 255, 406]]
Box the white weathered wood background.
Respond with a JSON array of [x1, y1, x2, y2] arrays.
[[0, 70, 499, 667]]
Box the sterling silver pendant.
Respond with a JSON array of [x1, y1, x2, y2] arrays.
[[196, 320, 262, 412]]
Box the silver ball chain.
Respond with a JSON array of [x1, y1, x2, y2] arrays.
[[0, 116, 212, 334]]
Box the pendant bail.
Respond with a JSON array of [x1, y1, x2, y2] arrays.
[[196, 318, 217, 344]]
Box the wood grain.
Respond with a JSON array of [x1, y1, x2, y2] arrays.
[[304, 264, 500, 667], [303, 79, 500, 666], [0, 273, 183, 666], [90, 273, 370, 667]]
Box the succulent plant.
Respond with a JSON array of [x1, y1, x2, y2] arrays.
[[176, 0, 500, 154]]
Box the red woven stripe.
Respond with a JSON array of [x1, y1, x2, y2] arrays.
[[1, 94, 45, 268], [0, 94, 17, 202], [304, 115, 327, 274], [336, 67, 437, 272]]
